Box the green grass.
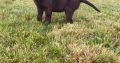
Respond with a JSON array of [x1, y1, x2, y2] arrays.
[[0, 0, 120, 63]]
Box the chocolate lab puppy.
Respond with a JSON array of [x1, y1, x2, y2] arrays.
[[34, 0, 100, 25]]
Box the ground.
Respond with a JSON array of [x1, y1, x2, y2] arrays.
[[0, 0, 120, 63]]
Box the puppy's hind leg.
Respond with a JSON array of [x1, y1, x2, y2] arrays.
[[65, 10, 74, 24]]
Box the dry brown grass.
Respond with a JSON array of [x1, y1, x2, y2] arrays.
[[66, 43, 118, 63]]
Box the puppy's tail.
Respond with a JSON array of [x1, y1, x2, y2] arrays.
[[81, 0, 100, 12]]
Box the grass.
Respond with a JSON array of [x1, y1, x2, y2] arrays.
[[0, 0, 120, 63]]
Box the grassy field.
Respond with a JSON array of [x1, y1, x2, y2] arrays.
[[0, 0, 120, 63]]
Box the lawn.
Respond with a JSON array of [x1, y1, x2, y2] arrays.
[[0, 0, 120, 63]]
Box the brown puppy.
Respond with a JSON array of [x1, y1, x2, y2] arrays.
[[34, 0, 100, 25]]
